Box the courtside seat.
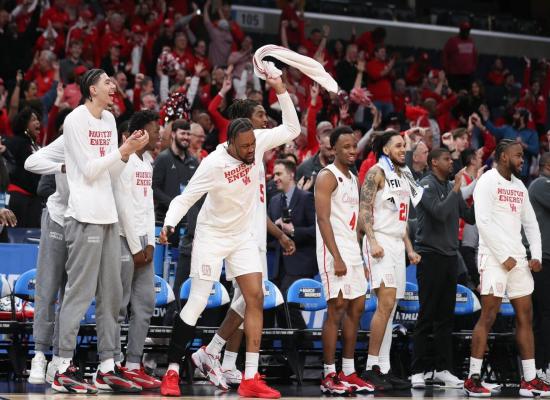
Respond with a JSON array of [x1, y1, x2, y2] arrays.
[[455, 284, 481, 315], [154, 275, 175, 307], [397, 281, 420, 314], [499, 294, 515, 317], [179, 278, 230, 310], [406, 264, 417, 285]]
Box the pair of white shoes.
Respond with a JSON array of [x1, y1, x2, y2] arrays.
[[28, 353, 60, 384], [411, 370, 501, 392], [191, 346, 243, 390]]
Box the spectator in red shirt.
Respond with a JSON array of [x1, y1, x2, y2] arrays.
[[25, 50, 56, 97], [220, 1, 245, 49], [173, 31, 195, 73], [366, 45, 395, 117], [193, 40, 211, 74], [100, 12, 130, 61], [405, 52, 431, 86], [279, 0, 305, 49], [356, 27, 386, 60], [39, 0, 70, 31], [442, 22, 478, 91], [487, 58, 508, 86]]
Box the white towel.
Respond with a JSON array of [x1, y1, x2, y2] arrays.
[[378, 155, 424, 208], [253, 45, 339, 94]]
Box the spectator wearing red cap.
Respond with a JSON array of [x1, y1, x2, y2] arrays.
[[25, 50, 57, 97], [60, 39, 85, 84], [443, 22, 478, 92], [203, 0, 234, 68], [366, 45, 395, 117]]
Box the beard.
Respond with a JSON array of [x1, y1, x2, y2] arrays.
[[175, 139, 188, 151], [390, 156, 406, 168]]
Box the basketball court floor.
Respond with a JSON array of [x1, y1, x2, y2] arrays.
[[0, 381, 526, 399]]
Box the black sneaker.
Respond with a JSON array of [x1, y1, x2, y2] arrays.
[[94, 365, 142, 392], [361, 365, 393, 391], [386, 370, 412, 390], [52, 364, 98, 394]]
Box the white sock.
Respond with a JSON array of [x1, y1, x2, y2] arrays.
[[324, 363, 336, 378], [379, 355, 391, 374], [34, 351, 45, 360], [167, 363, 180, 374], [99, 358, 115, 373], [57, 358, 72, 374], [366, 355, 379, 371], [205, 334, 226, 357], [469, 357, 483, 377], [342, 358, 355, 376], [522, 359, 536, 381], [222, 351, 238, 371], [126, 361, 140, 371], [244, 352, 259, 379]]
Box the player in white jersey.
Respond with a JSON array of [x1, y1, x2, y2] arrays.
[[315, 126, 374, 395], [159, 76, 299, 398], [112, 110, 162, 390], [191, 99, 295, 388], [464, 139, 549, 397], [358, 130, 421, 390]]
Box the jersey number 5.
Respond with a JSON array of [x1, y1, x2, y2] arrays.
[[259, 184, 265, 203], [399, 203, 408, 221]]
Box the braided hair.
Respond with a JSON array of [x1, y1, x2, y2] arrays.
[[371, 129, 401, 160], [80, 68, 105, 102], [495, 139, 517, 162], [227, 118, 254, 144]]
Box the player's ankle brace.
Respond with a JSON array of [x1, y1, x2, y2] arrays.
[[167, 315, 196, 363]]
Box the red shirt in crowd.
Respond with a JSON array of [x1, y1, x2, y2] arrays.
[[24, 67, 55, 98], [366, 59, 393, 103], [443, 35, 477, 76]]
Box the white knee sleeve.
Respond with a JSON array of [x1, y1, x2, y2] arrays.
[[230, 289, 246, 319], [179, 278, 212, 326]]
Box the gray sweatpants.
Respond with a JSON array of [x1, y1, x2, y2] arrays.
[[33, 209, 67, 354], [58, 218, 122, 361], [115, 236, 155, 363]]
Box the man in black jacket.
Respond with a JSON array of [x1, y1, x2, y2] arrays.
[[268, 159, 317, 328], [411, 148, 475, 388], [152, 119, 198, 246]]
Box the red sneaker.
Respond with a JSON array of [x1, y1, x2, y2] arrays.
[[237, 373, 281, 399], [160, 370, 181, 397], [520, 377, 550, 397], [94, 367, 142, 392], [338, 371, 375, 393], [464, 374, 491, 397], [320, 372, 351, 394], [120, 366, 161, 390]]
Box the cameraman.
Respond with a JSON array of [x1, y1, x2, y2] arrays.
[[268, 159, 317, 328]]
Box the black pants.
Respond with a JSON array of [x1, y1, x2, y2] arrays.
[[411, 252, 458, 374], [174, 252, 192, 310], [8, 191, 42, 228], [460, 245, 479, 288], [534, 259, 550, 370]]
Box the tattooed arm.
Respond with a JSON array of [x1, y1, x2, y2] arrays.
[[358, 166, 385, 258]]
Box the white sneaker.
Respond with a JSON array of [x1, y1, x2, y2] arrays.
[[433, 370, 464, 388], [191, 346, 228, 391], [538, 369, 550, 384], [46, 359, 60, 384], [28, 353, 47, 384], [412, 373, 426, 389], [482, 381, 502, 392], [222, 368, 242, 386]]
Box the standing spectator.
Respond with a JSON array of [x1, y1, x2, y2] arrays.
[[172, 31, 195, 73], [336, 44, 360, 93], [279, 0, 305, 49], [268, 159, 316, 328], [4, 108, 42, 227], [25, 50, 57, 97], [203, 0, 234, 68], [406, 139, 429, 182], [366, 46, 395, 118], [356, 27, 386, 60], [529, 153, 550, 380], [411, 149, 474, 388], [296, 125, 335, 188], [59, 39, 85, 84], [99, 13, 129, 62], [227, 36, 253, 80], [442, 22, 477, 92], [152, 119, 199, 245]]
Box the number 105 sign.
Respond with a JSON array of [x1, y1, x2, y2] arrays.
[[234, 10, 265, 30]]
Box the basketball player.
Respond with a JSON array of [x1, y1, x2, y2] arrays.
[[359, 130, 421, 390], [464, 139, 549, 397], [112, 110, 161, 389], [159, 75, 299, 398], [315, 126, 374, 394], [53, 69, 147, 394], [191, 99, 296, 389], [24, 135, 68, 384]]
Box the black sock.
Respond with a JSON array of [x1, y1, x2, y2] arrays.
[[167, 315, 196, 364]]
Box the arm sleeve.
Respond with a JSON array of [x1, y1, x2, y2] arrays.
[[306, 102, 322, 152], [419, 182, 460, 222], [113, 164, 143, 255], [207, 93, 229, 142], [484, 120, 507, 141], [24, 135, 65, 174], [255, 92, 300, 153], [460, 178, 477, 200], [164, 157, 215, 227], [473, 176, 509, 263], [521, 190, 542, 261], [63, 117, 125, 181]]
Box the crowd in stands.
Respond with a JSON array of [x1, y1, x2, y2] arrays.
[[0, 0, 549, 293]]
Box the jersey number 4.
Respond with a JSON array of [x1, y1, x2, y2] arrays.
[[349, 212, 356, 230], [399, 203, 408, 221]]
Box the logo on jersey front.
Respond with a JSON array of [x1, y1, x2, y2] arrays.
[[136, 171, 152, 196], [89, 130, 112, 157], [497, 188, 523, 213], [202, 264, 211, 277], [224, 163, 254, 184]]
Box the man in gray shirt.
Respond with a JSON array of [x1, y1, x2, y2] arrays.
[[529, 152, 550, 379]]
